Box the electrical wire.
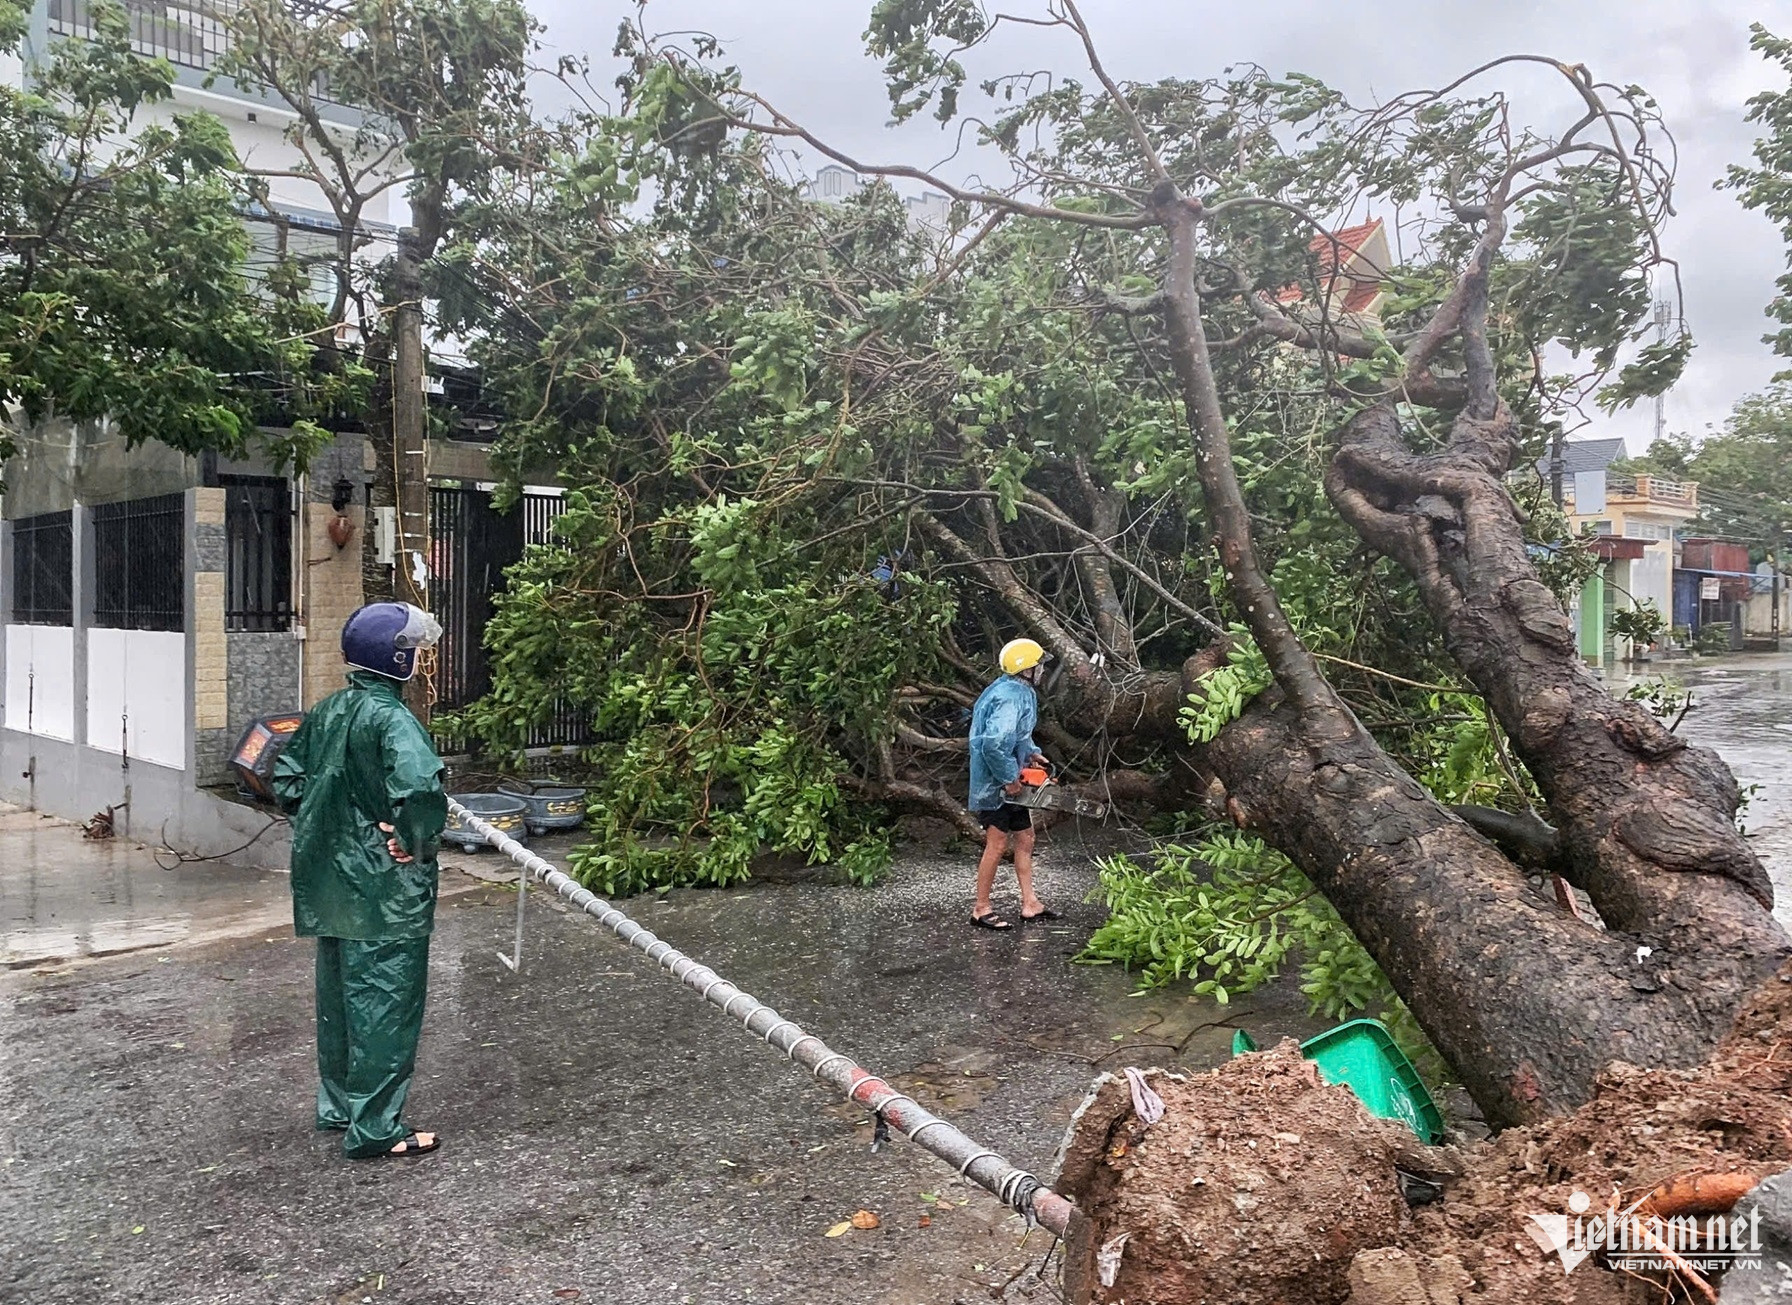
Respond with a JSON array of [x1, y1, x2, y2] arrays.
[[153, 812, 286, 871]]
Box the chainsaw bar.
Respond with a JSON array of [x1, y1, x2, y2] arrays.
[[1008, 784, 1109, 819]]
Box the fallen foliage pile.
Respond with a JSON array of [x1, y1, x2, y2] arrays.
[[1054, 967, 1792, 1304]]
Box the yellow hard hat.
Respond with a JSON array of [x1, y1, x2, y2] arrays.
[[999, 638, 1048, 675]]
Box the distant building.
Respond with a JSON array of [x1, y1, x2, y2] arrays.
[[14, 0, 397, 315], [809, 164, 865, 202], [806, 164, 952, 236], [1276, 218, 1392, 322], [1675, 538, 1787, 648], [1546, 438, 1700, 666], [904, 190, 952, 234]]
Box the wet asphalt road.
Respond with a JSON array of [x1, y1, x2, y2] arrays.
[[0, 825, 1323, 1305], [4, 653, 1787, 1305], [1650, 652, 1792, 928]]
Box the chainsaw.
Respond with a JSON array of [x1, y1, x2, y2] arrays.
[[1006, 762, 1109, 819]]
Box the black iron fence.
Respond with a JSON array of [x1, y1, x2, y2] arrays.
[[92, 494, 186, 632], [429, 485, 590, 749], [10, 511, 75, 626], [222, 476, 293, 632]]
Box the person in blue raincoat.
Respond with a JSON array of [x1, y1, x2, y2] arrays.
[[966, 638, 1060, 931], [272, 602, 449, 1159]]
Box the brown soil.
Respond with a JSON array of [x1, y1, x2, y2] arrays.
[[1054, 967, 1792, 1305]]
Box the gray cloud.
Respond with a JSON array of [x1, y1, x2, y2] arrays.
[[529, 1, 1787, 449]]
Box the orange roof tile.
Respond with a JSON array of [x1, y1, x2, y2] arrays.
[[1309, 219, 1383, 277], [1340, 280, 1382, 314], [1276, 218, 1386, 312]]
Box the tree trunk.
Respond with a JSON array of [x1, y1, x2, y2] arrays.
[[1315, 211, 1789, 1114], [360, 333, 396, 607], [1190, 687, 1784, 1127], [1130, 182, 1792, 1126]]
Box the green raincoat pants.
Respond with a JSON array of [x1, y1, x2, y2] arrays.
[[313, 936, 432, 1156]]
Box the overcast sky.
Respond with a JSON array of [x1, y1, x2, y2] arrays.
[[526, 0, 1788, 453]]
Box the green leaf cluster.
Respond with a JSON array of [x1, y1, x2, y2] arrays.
[[0, 1, 333, 469]]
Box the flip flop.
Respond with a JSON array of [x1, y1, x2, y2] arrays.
[[1020, 908, 1062, 923], [971, 912, 1014, 931]]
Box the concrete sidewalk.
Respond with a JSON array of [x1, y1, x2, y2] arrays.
[[0, 820, 1325, 1304], [0, 805, 293, 968]]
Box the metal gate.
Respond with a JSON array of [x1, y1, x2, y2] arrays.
[[429, 484, 592, 749]]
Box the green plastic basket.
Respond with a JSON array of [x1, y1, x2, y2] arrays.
[[1230, 1018, 1444, 1144]]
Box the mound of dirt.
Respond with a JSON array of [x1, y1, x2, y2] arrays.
[[1054, 1043, 1419, 1304], [1053, 967, 1792, 1305]]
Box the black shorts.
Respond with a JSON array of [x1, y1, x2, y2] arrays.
[[975, 803, 1033, 833]]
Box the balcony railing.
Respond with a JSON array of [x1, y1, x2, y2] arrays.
[[48, 0, 237, 73], [45, 0, 345, 107], [1603, 473, 1699, 510]]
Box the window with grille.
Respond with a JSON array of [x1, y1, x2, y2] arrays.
[[223, 477, 293, 632], [92, 495, 186, 632], [10, 511, 74, 625]]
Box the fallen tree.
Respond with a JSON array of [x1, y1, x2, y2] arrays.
[[440, 3, 1789, 1132]]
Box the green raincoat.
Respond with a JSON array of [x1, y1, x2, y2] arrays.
[[273, 671, 448, 1157]]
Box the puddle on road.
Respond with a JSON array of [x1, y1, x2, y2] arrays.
[[3, 914, 197, 966], [1617, 653, 1792, 929], [0, 813, 287, 967]]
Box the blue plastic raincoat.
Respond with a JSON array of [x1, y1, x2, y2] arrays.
[[967, 674, 1041, 812]]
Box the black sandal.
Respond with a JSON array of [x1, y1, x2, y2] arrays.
[[971, 912, 1014, 931], [383, 1131, 441, 1158], [1020, 908, 1062, 923]]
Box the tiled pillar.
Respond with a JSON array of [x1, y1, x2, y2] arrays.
[[1578, 570, 1605, 669], [304, 501, 365, 706], [71, 502, 91, 748], [0, 518, 10, 733], [189, 487, 231, 780]]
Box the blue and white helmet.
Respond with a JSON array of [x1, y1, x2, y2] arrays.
[[341, 602, 443, 681]]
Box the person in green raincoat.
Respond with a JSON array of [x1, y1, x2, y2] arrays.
[[273, 602, 448, 1159]]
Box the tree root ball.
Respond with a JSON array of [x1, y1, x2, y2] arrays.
[[1051, 968, 1792, 1305], [1054, 1043, 1419, 1305]]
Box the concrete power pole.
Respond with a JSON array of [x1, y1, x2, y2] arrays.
[[1652, 299, 1672, 450], [393, 227, 432, 721]]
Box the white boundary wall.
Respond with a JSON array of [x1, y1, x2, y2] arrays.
[[85, 629, 186, 769], [3, 624, 76, 741]]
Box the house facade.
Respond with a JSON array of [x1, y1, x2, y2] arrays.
[[1547, 439, 1700, 667], [1276, 218, 1392, 321], [1676, 538, 1789, 647], [0, 0, 546, 856]]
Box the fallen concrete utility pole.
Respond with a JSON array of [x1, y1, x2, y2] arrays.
[[446, 798, 1080, 1239]]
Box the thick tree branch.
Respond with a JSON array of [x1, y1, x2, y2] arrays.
[[1057, 0, 1168, 182], [1017, 491, 1225, 642], [842, 776, 981, 840], [913, 509, 1089, 668], [1153, 184, 1333, 712], [1450, 803, 1561, 872], [695, 79, 1152, 231]]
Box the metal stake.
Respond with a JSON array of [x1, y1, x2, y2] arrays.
[[496, 859, 528, 972]]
